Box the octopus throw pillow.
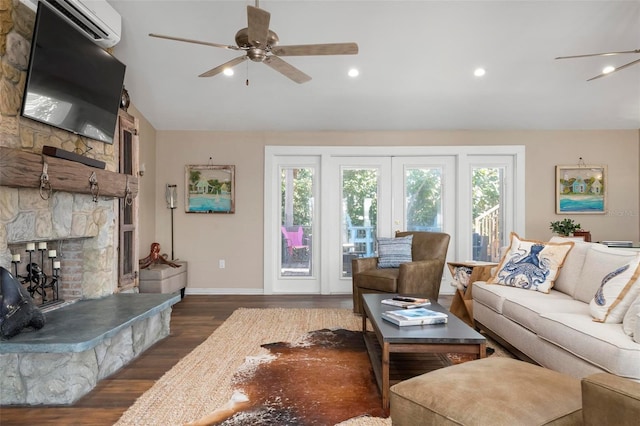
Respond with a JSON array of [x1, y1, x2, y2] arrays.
[[489, 233, 574, 293]]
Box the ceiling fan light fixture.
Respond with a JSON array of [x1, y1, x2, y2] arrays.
[[348, 68, 359, 77], [474, 68, 486, 77], [602, 65, 615, 74], [223, 68, 234, 76], [151, 4, 359, 84]]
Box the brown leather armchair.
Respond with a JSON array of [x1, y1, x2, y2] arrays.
[[351, 231, 450, 314]]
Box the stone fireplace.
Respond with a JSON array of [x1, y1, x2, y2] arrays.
[[1, 0, 119, 300], [3, 188, 118, 303], [0, 2, 174, 407]]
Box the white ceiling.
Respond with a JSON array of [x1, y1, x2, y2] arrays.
[[108, 1, 640, 132]]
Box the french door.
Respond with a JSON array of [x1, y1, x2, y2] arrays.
[[264, 155, 321, 293], [264, 146, 525, 295], [325, 156, 457, 293]]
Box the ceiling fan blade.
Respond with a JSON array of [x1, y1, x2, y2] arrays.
[[263, 56, 311, 84], [199, 56, 248, 78], [272, 43, 359, 56], [247, 5, 271, 47], [149, 33, 239, 50], [587, 57, 640, 81], [556, 49, 640, 60]]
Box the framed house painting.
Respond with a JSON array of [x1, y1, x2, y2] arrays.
[[556, 165, 606, 214], [185, 164, 235, 213]]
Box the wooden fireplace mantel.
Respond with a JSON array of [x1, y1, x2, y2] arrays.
[[0, 146, 138, 199]]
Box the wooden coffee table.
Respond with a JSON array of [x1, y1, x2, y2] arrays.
[[361, 293, 486, 411]]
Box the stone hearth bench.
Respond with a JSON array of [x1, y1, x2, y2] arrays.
[[0, 293, 180, 405]]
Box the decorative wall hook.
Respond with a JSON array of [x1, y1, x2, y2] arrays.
[[89, 171, 99, 202], [124, 176, 133, 206], [39, 159, 52, 200]]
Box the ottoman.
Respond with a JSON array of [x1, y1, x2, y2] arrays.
[[139, 261, 188, 298], [390, 358, 582, 426]]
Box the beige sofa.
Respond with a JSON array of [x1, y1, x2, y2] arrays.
[[473, 238, 640, 380]]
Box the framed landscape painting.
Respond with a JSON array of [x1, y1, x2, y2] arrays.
[[185, 164, 235, 213], [556, 165, 606, 214]]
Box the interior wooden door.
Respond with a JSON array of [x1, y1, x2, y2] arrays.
[[116, 109, 139, 291]]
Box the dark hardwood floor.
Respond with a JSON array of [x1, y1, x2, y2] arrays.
[[0, 294, 453, 425], [0, 295, 362, 425]]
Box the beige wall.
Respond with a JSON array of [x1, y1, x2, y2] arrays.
[[150, 129, 640, 293]]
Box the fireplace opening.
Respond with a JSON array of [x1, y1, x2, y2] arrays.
[[8, 239, 86, 310]]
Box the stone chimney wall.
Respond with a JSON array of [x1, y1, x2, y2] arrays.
[[0, 0, 120, 299]]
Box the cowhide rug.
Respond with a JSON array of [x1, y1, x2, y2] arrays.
[[186, 329, 386, 425]]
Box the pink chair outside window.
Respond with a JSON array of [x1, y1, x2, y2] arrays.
[[282, 226, 309, 260]]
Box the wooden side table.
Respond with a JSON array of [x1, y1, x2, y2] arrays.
[[447, 261, 498, 327]]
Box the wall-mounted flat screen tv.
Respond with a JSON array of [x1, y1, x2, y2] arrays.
[[20, 2, 126, 144]]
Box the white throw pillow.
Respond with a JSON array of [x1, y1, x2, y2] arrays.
[[623, 294, 640, 336], [589, 254, 640, 323], [489, 233, 573, 293], [549, 236, 591, 297], [574, 244, 639, 304]]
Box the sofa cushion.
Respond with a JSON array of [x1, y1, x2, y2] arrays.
[[550, 236, 591, 297], [537, 312, 640, 379], [502, 290, 586, 333], [623, 295, 640, 337], [354, 268, 399, 292], [473, 281, 525, 314], [590, 255, 640, 323], [377, 235, 413, 268], [489, 233, 573, 293], [574, 245, 639, 304]]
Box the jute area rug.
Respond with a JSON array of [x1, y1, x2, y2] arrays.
[[116, 308, 388, 426], [116, 308, 508, 426]]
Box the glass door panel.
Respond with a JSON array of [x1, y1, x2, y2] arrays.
[[472, 166, 505, 262], [392, 156, 455, 237], [280, 167, 314, 278], [341, 167, 379, 277], [404, 167, 444, 232]]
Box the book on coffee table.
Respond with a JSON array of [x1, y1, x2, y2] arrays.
[[381, 296, 431, 309], [381, 307, 448, 326]]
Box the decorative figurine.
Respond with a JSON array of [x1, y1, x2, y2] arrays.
[[139, 242, 181, 269]]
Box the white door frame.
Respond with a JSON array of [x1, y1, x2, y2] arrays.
[[264, 145, 525, 295], [264, 154, 321, 294]]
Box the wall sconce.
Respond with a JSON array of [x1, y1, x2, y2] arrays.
[[138, 163, 146, 177]]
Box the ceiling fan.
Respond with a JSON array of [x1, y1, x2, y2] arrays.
[[555, 49, 640, 81], [149, 2, 358, 84]]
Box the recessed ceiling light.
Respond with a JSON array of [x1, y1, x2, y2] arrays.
[[474, 68, 486, 77], [602, 65, 615, 74], [348, 68, 359, 78], [223, 68, 234, 76]]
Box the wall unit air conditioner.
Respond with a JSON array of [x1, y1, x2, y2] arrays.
[[19, 0, 121, 48]]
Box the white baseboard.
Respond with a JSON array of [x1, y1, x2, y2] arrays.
[[184, 288, 456, 296], [184, 288, 265, 295]]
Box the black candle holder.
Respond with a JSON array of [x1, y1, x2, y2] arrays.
[[11, 243, 63, 307]]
